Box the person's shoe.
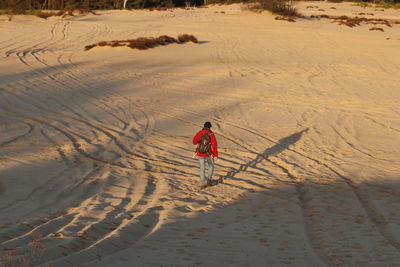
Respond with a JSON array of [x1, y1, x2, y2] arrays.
[[200, 185, 207, 190], [207, 179, 212, 186]]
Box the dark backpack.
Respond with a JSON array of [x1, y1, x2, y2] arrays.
[[197, 132, 212, 154]]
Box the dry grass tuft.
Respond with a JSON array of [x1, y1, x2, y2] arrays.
[[0, 231, 45, 266], [0, 250, 16, 267], [18, 257, 30, 267], [84, 34, 198, 51], [369, 27, 384, 31], [84, 44, 97, 50], [275, 16, 296, 22], [31, 231, 44, 257], [355, 12, 374, 16], [311, 14, 397, 28]]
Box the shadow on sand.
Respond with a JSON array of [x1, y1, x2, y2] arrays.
[[208, 128, 309, 187]]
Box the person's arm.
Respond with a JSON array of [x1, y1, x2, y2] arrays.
[[211, 133, 218, 158], [193, 131, 201, 145]]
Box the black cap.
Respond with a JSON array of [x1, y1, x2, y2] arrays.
[[204, 121, 212, 128]]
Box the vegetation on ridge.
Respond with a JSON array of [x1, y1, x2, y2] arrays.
[[0, 0, 399, 19], [84, 34, 199, 51]]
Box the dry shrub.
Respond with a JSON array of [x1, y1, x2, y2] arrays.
[[253, 0, 302, 17], [128, 37, 156, 50], [84, 44, 97, 51], [35, 12, 55, 19], [110, 42, 125, 47], [157, 35, 178, 44], [337, 17, 362, 27], [97, 41, 109, 47], [275, 16, 295, 22], [355, 12, 375, 16], [369, 27, 384, 31], [85, 34, 198, 51], [312, 14, 395, 28], [177, 34, 198, 43]]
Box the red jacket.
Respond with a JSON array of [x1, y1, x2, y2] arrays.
[[193, 129, 218, 158]]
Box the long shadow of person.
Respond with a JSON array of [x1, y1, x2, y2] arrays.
[[211, 128, 308, 188]]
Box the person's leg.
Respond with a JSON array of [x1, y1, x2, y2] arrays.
[[207, 157, 214, 181], [198, 157, 206, 186]]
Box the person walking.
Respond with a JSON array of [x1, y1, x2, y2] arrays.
[[193, 121, 218, 189]]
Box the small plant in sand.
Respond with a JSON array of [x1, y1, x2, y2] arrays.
[[31, 231, 45, 257], [0, 231, 45, 266], [0, 250, 30, 267], [0, 250, 16, 267], [84, 34, 198, 51]]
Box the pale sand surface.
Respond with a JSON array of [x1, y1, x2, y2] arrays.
[[0, 2, 400, 266]]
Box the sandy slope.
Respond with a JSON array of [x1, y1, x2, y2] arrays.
[[0, 2, 400, 266]]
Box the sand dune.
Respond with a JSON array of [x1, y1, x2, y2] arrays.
[[1, 2, 400, 266]]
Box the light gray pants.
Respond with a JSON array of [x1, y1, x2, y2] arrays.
[[198, 157, 214, 185]]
